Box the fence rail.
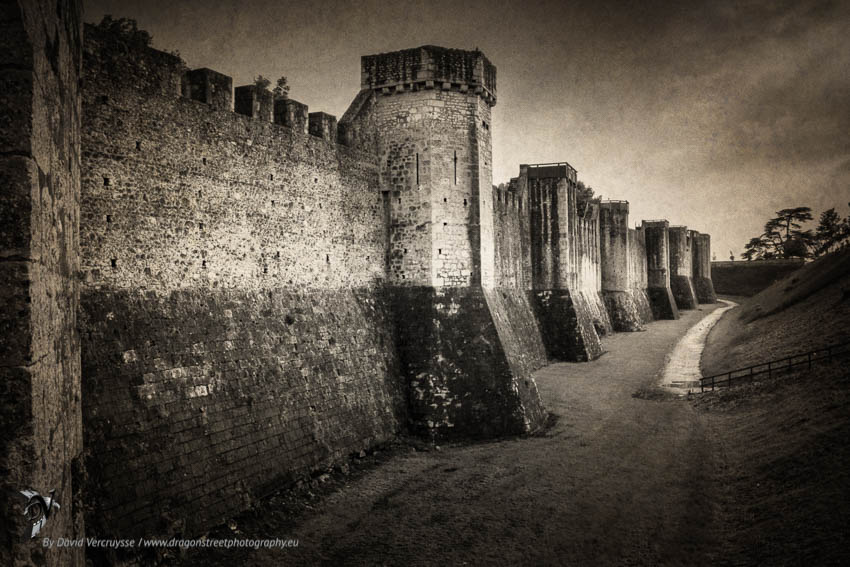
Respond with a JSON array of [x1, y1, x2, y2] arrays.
[[700, 340, 850, 392]]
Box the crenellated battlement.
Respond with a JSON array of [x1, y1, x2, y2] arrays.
[[361, 45, 497, 106], [83, 23, 353, 149]]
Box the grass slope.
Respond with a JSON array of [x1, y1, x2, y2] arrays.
[[697, 249, 850, 566]]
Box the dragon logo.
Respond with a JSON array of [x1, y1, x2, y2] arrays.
[[18, 489, 60, 539]]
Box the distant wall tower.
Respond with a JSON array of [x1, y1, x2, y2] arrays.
[[356, 47, 546, 439], [668, 226, 699, 310], [642, 220, 680, 320], [691, 231, 717, 303], [599, 201, 651, 331]]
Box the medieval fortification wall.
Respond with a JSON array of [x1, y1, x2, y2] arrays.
[[79, 26, 404, 542], [1, 8, 716, 561]]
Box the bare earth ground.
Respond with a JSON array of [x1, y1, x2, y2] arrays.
[[179, 306, 726, 567]]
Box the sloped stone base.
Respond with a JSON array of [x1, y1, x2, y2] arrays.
[[530, 288, 604, 362], [648, 285, 680, 320], [392, 286, 547, 440], [603, 290, 648, 332], [671, 275, 699, 310], [580, 289, 614, 336], [694, 276, 717, 304]]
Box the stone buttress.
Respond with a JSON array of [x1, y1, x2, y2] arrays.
[[668, 225, 699, 310], [642, 220, 679, 320], [691, 231, 717, 303], [524, 164, 607, 360], [599, 201, 653, 331]]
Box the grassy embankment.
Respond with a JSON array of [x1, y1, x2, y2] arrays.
[[697, 248, 850, 566]]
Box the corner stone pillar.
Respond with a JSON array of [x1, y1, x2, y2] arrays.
[[1, 1, 84, 565]]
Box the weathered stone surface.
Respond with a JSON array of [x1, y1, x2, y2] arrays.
[[1, 1, 84, 565], [648, 285, 680, 320], [531, 289, 603, 361], [693, 276, 717, 304], [643, 220, 679, 320], [691, 231, 717, 303], [668, 226, 698, 310], [600, 202, 653, 331], [80, 287, 403, 541], [393, 287, 545, 439], [671, 274, 699, 310], [79, 28, 403, 549], [603, 290, 644, 332]]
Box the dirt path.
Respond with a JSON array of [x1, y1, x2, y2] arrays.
[[198, 306, 724, 566], [660, 299, 737, 393]]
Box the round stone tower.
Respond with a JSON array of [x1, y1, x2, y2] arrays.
[[361, 46, 497, 287], [356, 46, 546, 440]]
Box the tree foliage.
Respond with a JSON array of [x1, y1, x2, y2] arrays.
[[254, 75, 290, 100], [95, 15, 152, 48], [576, 181, 595, 215], [741, 204, 850, 260]]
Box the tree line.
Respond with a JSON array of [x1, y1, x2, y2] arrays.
[[741, 204, 850, 260]]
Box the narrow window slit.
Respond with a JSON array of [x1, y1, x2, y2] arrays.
[[453, 151, 457, 185]]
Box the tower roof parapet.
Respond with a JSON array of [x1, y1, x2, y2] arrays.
[[520, 162, 578, 183], [361, 45, 496, 105]]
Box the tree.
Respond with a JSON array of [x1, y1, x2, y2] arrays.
[[740, 206, 819, 260], [767, 206, 813, 257], [95, 15, 152, 48], [254, 75, 290, 100], [253, 75, 271, 91], [814, 208, 843, 255], [742, 237, 774, 261], [273, 76, 290, 100], [576, 181, 594, 215]]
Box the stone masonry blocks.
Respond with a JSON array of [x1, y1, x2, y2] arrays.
[[668, 226, 699, 310], [235, 84, 273, 122], [274, 98, 309, 134], [1, 1, 84, 564], [393, 287, 546, 439], [600, 201, 646, 331], [642, 220, 680, 320], [308, 112, 338, 142], [691, 231, 717, 303], [184, 68, 233, 111]]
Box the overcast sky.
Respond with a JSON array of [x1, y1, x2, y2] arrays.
[[84, 0, 849, 258]]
